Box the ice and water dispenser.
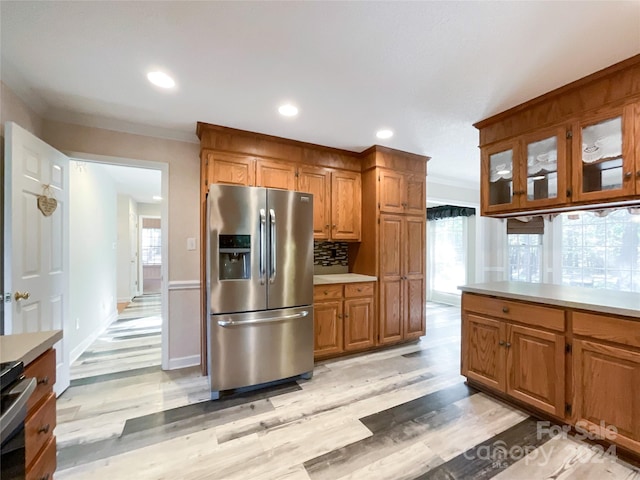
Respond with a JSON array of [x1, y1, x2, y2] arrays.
[[218, 234, 251, 280]]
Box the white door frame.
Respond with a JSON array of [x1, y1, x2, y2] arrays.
[[138, 214, 162, 295], [65, 151, 169, 371]]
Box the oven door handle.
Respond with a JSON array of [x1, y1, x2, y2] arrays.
[[0, 377, 36, 443]]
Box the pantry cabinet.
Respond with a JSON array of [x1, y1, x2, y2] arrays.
[[379, 215, 425, 344]]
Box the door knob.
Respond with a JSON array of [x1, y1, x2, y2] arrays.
[[14, 291, 30, 301]]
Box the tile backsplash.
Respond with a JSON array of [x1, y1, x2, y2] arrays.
[[314, 241, 349, 266]]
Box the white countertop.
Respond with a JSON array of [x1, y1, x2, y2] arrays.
[[314, 274, 378, 285], [0, 330, 63, 365], [459, 281, 640, 319]]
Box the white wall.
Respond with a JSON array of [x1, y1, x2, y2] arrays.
[[138, 202, 161, 217], [116, 194, 132, 302], [68, 162, 118, 362]]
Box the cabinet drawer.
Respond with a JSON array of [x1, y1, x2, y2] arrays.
[[314, 284, 343, 301], [573, 311, 640, 349], [344, 282, 375, 298], [24, 348, 56, 412], [25, 393, 56, 468], [463, 294, 565, 332], [26, 435, 56, 480]]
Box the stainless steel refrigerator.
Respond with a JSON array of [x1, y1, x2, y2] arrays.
[[206, 184, 314, 399]]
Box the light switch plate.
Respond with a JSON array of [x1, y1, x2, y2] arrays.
[[187, 237, 196, 251]]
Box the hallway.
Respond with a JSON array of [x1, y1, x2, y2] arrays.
[[69, 294, 162, 383]]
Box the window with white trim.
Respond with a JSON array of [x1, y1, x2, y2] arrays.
[[508, 234, 542, 283]]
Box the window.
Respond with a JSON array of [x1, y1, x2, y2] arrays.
[[141, 227, 161, 265], [560, 209, 640, 292], [508, 234, 542, 282], [430, 216, 466, 294]]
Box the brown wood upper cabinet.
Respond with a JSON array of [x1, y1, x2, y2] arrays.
[[256, 158, 297, 190], [298, 167, 361, 241], [572, 105, 636, 203], [204, 151, 255, 187], [482, 127, 568, 214], [379, 169, 425, 216], [476, 55, 640, 216]]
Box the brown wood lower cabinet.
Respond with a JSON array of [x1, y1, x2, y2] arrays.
[[313, 282, 375, 359], [24, 348, 57, 479], [462, 310, 565, 417], [462, 291, 640, 457], [572, 310, 640, 454]]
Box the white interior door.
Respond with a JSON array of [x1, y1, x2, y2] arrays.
[[4, 122, 70, 394]]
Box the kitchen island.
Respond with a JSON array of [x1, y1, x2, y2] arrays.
[[1, 330, 62, 479], [459, 282, 640, 458]]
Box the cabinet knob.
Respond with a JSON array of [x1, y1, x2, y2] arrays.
[[624, 171, 633, 179], [505, 342, 511, 348], [636, 170, 640, 178], [325, 224, 330, 229], [499, 340, 505, 346], [502, 306, 509, 313], [38, 376, 49, 385], [38, 474, 50, 480], [337, 314, 342, 319], [345, 314, 349, 318], [332, 224, 336, 228], [38, 424, 50, 434], [323, 290, 329, 295], [357, 288, 362, 292]]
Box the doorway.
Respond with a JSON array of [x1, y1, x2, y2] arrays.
[[66, 153, 169, 375]]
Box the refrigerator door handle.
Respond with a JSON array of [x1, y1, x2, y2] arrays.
[[217, 310, 309, 327], [259, 208, 266, 285], [269, 208, 276, 284]]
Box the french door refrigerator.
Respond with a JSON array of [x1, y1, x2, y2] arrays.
[[207, 184, 314, 399]]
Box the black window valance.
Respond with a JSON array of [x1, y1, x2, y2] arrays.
[[426, 205, 476, 221]]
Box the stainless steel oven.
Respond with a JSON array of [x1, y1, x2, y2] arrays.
[[1, 361, 36, 480]]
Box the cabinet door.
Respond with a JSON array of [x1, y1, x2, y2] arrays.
[[635, 102, 640, 194], [405, 174, 426, 215], [344, 297, 374, 351], [379, 215, 403, 344], [313, 300, 343, 357], [403, 216, 425, 339], [331, 171, 361, 241], [506, 324, 565, 416], [298, 166, 331, 240], [572, 105, 635, 202], [481, 140, 520, 214], [574, 340, 640, 449], [256, 159, 297, 190], [463, 314, 506, 391], [205, 151, 255, 187], [379, 170, 404, 213], [520, 126, 568, 209]]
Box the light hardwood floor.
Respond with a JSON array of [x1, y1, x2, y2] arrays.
[[55, 302, 640, 479]]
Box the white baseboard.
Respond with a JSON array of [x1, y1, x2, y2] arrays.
[[167, 354, 201, 370], [69, 311, 118, 364]]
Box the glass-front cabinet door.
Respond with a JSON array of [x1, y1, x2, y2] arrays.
[[519, 127, 568, 208], [572, 105, 635, 201], [482, 140, 520, 213]]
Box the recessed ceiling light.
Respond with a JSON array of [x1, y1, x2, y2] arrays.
[[376, 129, 393, 139], [147, 71, 175, 89], [153, 195, 163, 201], [278, 104, 298, 117]]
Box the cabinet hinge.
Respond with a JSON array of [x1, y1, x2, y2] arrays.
[[378, 175, 380, 181], [295, 169, 299, 178], [565, 343, 572, 354], [377, 202, 380, 209], [565, 403, 572, 415], [566, 130, 573, 139], [377, 218, 380, 224]]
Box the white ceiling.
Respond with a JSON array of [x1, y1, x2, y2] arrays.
[[87, 162, 161, 205], [2, 1, 639, 187]]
